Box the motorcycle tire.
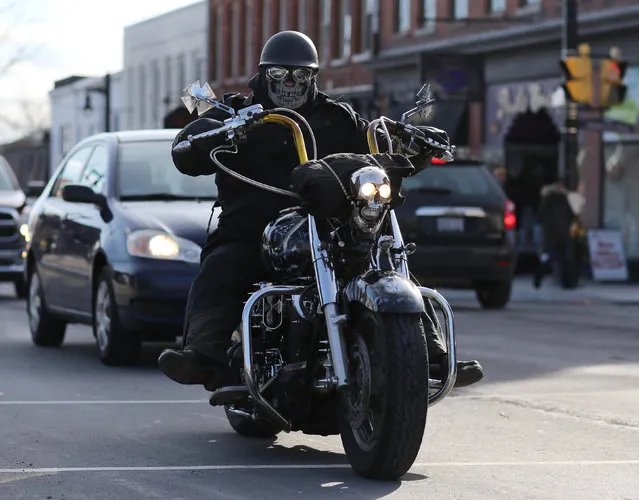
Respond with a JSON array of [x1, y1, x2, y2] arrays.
[[339, 309, 428, 480], [224, 405, 281, 439]]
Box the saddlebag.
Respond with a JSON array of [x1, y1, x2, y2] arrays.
[[290, 152, 415, 219]]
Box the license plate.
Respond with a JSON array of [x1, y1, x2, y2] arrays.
[[437, 217, 465, 232]]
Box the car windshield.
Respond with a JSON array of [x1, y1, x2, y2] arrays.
[[402, 165, 500, 197], [0, 160, 19, 191], [117, 139, 218, 200]]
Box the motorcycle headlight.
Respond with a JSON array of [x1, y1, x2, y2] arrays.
[[349, 166, 392, 233], [360, 182, 377, 198], [126, 229, 201, 264], [377, 183, 391, 200], [351, 167, 392, 203]]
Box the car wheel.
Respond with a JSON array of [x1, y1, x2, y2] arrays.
[[475, 280, 512, 310], [27, 269, 67, 347], [93, 268, 141, 366], [14, 276, 28, 299]]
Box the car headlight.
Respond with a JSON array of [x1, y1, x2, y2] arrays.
[[19, 223, 30, 243], [126, 229, 201, 264]]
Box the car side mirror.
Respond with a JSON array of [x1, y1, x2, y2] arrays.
[[61, 184, 104, 207], [26, 180, 46, 198]]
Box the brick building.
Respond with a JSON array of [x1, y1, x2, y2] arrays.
[[366, 0, 639, 276], [207, 0, 375, 117], [205, 0, 639, 277]]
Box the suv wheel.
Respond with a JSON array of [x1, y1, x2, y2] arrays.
[[475, 280, 512, 310], [27, 269, 67, 346]]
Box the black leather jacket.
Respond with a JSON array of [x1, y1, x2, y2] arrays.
[[172, 74, 445, 244]]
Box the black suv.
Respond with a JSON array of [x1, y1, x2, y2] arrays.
[[395, 159, 518, 309], [0, 156, 34, 298]]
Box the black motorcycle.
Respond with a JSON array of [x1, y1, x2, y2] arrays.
[[173, 81, 458, 480]]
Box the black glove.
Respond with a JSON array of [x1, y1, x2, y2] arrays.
[[177, 117, 227, 153], [171, 117, 228, 176], [399, 125, 453, 174], [402, 125, 451, 157]]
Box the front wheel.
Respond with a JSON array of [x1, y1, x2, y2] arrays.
[[340, 310, 428, 480], [93, 268, 141, 366]]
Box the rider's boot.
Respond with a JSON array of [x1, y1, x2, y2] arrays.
[[158, 348, 233, 392], [424, 309, 484, 388]]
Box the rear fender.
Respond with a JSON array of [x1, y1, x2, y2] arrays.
[[343, 270, 425, 314]]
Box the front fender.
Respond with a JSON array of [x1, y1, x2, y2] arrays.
[[343, 269, 425, 314]]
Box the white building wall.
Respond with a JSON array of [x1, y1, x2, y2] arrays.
[[48, 72, 124, 176], [123, 1, 208, 131]]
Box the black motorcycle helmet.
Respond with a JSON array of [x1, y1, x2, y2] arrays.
[[258, 31, 319, 110]]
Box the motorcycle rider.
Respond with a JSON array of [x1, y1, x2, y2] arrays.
[[158, 31, 484, 392]]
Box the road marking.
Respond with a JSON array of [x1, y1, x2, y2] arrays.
[[0, 400, 209, 405], [0, 391, 635, 404], [1, 460, 638, 474], [451, 389, 639, 399]]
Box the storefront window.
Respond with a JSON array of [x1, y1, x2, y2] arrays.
[[603, 140, 639, 259]]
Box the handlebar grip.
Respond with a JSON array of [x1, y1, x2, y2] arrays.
[[172, 125, 231, 154], [173, 140, 192, 153]]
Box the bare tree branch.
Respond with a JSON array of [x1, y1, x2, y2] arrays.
[[0, 0, 45, 141], [0, 0, 40, 77]]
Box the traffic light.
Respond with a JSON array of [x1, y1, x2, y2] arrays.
[[559, 43, 593, 105], [600, 52, 628, 108]]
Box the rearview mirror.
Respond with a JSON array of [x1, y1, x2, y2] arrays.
[[62, 184, 104, 206], [26, 180, 46, 198], [181, 80, 236, 117], [401, 83, 436, 124]]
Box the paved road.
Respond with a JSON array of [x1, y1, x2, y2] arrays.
[[0, 283, 638, 500]]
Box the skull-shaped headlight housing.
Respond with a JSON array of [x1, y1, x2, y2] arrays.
[[349, 166, 392, 233]]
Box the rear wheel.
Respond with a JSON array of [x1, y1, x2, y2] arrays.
[[340, 310, 428, 480], [475, 280, 512, 309], [27, 269, 66, 347], [93, 268, 141, 366]]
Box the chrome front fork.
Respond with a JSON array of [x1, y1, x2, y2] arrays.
[[308, 215, 350, 390]]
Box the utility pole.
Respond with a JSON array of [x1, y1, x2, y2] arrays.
[[104, 73, 111, 133], [371, 0, 381, 118], [84, 73, 111, 132], [561, 0, 579, 190]]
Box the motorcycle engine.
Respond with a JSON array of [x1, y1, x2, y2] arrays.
[[260, 208, 312, 282]]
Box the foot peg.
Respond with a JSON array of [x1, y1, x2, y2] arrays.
[[209, 385, 249, 406]]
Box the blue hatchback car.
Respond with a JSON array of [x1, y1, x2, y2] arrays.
[[23, 130, 217, 365]]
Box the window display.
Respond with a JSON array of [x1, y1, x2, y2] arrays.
[[603, 140, 639, 259]]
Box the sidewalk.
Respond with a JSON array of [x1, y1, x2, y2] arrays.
[[439, 277, 639, 305]]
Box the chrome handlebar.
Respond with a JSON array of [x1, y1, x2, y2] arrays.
[[172, 104, 267, 153]]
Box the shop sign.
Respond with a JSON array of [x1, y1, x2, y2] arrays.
[[484, 77, 563, 147], [494, 82, 558, 120], [587, 229, 629, 281]]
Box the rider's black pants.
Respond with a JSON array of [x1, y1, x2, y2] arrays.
[[183, 237, 448, 366]]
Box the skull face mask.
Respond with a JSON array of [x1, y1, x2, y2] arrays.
[[265, 66, 315, 109]]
